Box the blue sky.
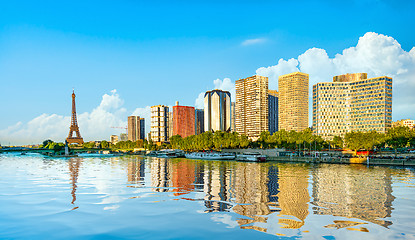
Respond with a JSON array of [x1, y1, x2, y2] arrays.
[[1, 0, 414, 144]]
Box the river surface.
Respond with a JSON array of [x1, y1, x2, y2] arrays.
[[1, 153, 414, 239]]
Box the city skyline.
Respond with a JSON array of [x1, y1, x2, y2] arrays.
[[1, 1, 414, 145]]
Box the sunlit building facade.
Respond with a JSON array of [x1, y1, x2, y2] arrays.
[[110, 135, 119, 144], [235, 75, 269, 139], [313, 73, 393, 140], [127, 116, 145, 141], [150, 105, 169, 143], [173, 102, 195, 138], [278, 72, 309, 132], [392, 119, 415, 129], [204, 90, 231, 132]]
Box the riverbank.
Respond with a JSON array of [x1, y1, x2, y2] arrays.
[[222, 149, 415, 167], [265, 156, 415, 167]]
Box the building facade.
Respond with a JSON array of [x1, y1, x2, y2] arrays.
[[235, 75, 269, 139], [278, 72, 309, 132], [173, 102, 195, 138], [195, 109, 205, 135], [268, 90, 279, 135], [168, 111, 173, 138], [127, 116, 145, 141], [312, 73, 393, 140], [119, 133, 128, 141], [204, 89, 231, 132], [231, 102, 236, 132], [150, 105, 170, 143], [392, 119, 415, 129], [110, 135, 119, 145]]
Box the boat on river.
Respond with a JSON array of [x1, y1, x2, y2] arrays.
[[146, 149, 185, 158], [236, 152, 267, 162], [185, 152, 235, 160]]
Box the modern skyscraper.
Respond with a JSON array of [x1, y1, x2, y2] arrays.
[[278, 72, 309, 132], [312, 73, 393, 140], [231, 102, 235, 132], [195, 109, 205, 135], [204, 89, 231, 132], [128, 116, 145, 141], [168, 111, 173, 138], [173, 102, 195, 138], [235, 75, 269, 139], [150, 105, 169, 143], [268, 90, 279, 135]]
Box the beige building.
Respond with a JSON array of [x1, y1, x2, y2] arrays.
[[278, 72, 309, 132], [110, 135, 119, 145], [312, 73, 393, 140], [150, 105, 170, 143], [231, 102, 236, 132], [168, 111, 173, 138], [393, 119, 415, 129], [204, 89, 231, 132], [127, 116, 145, 141], [235, 75, 269, 139]]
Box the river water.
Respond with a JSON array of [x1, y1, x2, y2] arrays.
[[1, 153, 414, 239]]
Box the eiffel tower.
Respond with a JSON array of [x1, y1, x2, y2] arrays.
[[66, 90, 84, 144]]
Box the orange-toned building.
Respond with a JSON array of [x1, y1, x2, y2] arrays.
[[173, 102, 195, 138]]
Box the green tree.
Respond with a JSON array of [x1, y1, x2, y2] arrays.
[[100, 140, 109, 149], [331, 136, 343, 149], [386, 126, 411, 156]]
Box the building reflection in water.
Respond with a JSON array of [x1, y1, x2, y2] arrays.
[[203, 162, 233, 212], [127, 158, 145, 186], [311, 164, 395, 228], [232, 163, 273, 233], [68, 158, 81, 206], [276, 164, 310, 229], [172, 160, 196, 196], [143, 158, 399, 235], [150, 158, 172, 192]]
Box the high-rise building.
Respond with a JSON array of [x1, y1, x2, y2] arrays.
[[268, 90, 279, 135], [392, 119, 415, 129], [195, 109, 204, 135], [278, 72, 309, 132], [128, 116, 145, 141], [168, 111, 173, 138], [235, 75, 269, 139], [312, 73, 392, 140], [150, 105, 170, 143], [231, 102, 236, 132], [204, 90, 231, 132], [173, 102, 195, 138]]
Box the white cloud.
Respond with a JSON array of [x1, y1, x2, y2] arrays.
[[195, 92, 205, 109], [256, 32, 415, 123], [241, 38, 267, 46], [0, 90, 131, 145]]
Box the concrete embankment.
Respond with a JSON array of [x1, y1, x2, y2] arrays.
[[222, 149, 415, 167], [266, 156, 415, 167]]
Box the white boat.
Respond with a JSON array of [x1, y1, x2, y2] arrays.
[[236, 152, 267, 162], [185, 152, 235, 160]]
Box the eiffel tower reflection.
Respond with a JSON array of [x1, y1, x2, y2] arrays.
[[68, 158, 81, 206]]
